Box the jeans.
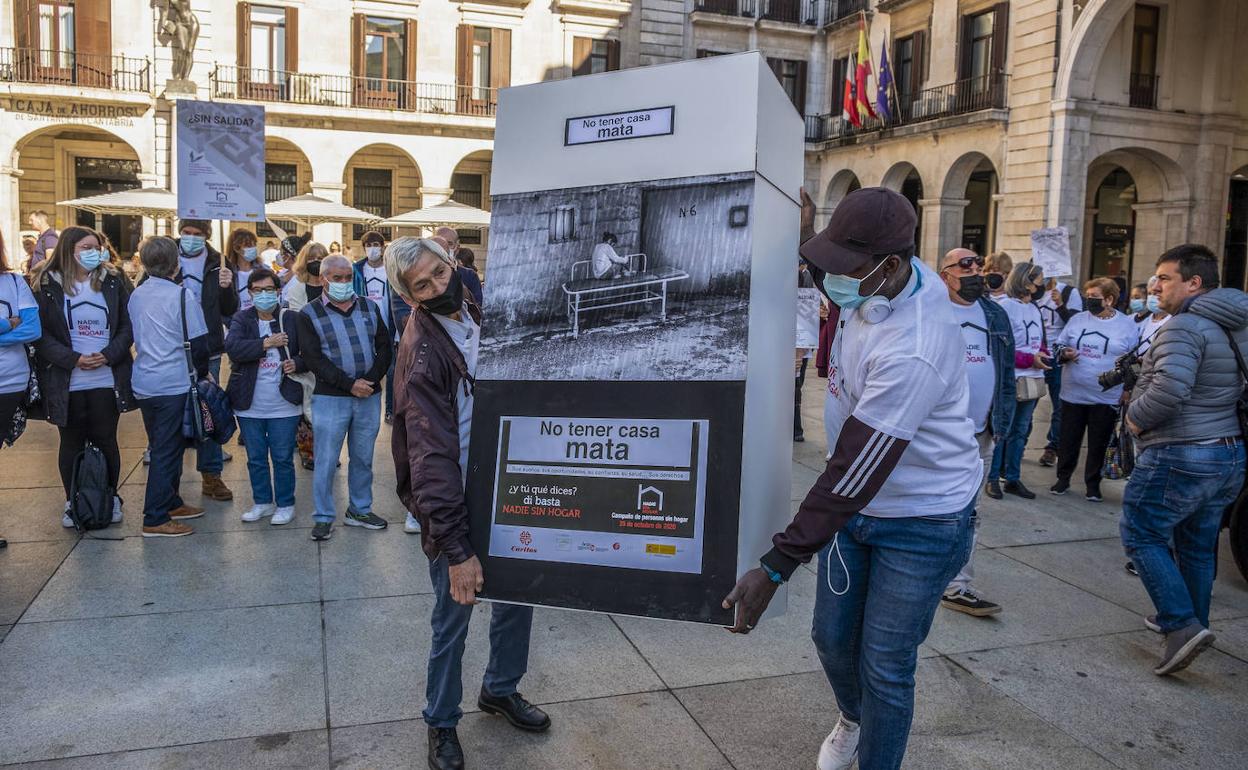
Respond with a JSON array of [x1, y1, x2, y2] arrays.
[[948, 430, 994, 594], [1044, 361, 1063, 450], [813, 502, 973, 770], [1120, 440, 1245, 634], [195, 356, 224, 475], [311, 393, 380, 523], [1056, 401, 1117, 489], [989, 396, 1039, 483], [424, 555, 534, 728], [237, 415, 300, 507], [138, 393, 189, 527], [56, 387, 121, 498]]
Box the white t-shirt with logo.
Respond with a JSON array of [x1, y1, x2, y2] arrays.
[[951, 301, 995, 434], [433, 305, 480, 481], [823, 259, 981, 518], [235, 268, 254, 312], [361, 263, 390, 330], [129, 277, 209, 398], [65, 280, 114, 392], [236, 318, 301, 419], [1001, 297, 1045, 379], [0, 273, 37, 395], [179, 251, 207, 304], [1056, 310, 1140, 405], [1036, 281, 1083, 342], [1136, 314, 1170, 356]]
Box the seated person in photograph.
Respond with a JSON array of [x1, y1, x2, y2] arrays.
[[591, 232, 629, 280]]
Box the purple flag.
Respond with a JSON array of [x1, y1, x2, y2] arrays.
[[876, 41, 893, 121]]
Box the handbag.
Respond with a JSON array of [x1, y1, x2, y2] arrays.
[[178, 287, 236, 445], [1016, 375, 1047, 402], [1102, 410, 1135, 480]]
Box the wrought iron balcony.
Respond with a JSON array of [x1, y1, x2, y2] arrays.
[[0, 47, 151, 92], [693, 0, 823, 26], [1128, 72, 1159, 110], [209, 65, 498, 117]]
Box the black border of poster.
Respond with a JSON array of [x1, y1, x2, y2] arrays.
[[563, 106, 676, 147], [465, 380, 743, 625]]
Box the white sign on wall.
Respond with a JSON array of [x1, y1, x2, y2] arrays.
[[565, 106, 675, 146], [175, 99, 265, 221]]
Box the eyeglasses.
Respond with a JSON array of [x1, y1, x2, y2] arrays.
[[941, 255, 985, 271]]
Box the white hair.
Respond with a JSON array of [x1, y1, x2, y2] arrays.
[[385, 237, 452, 302], [321, 253, 352, 273]]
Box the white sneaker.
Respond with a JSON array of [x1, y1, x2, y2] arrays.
[[111, 496, 123, 524], [61, 501, 74, 529], [142, 448, 151, 465], [404, 511, 421, 534], [241, 503, 276, 522], [271, 506, 295, 526], [817, 715, 860, 770]]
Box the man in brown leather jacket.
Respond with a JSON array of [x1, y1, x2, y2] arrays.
[[387, 237, 548, 770]]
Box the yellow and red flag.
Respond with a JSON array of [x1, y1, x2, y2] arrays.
[[855, 17, 877, 121]]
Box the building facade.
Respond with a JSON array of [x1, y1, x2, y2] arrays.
[[3, 1, 1246, 286]]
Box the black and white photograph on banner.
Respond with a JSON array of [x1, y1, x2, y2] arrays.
[[479, 171, 755, 381]]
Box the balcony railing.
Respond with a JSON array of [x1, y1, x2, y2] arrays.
[[209, 65, 498, 117], [1128, 72, 1159, 110], [825, 0, 870, 24], [693, 0, 822, 25], [0, 47, 150, 92], [805, 73, 1008, 143]]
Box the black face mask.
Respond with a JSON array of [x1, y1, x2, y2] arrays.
[[306, 259, 321, 277], [1085, 298, 1105, 315], [956, 274, 985, 302], [1030, 285, 1046, 302], [985, 273, 1004, 290], [421, 266, 464, 316]]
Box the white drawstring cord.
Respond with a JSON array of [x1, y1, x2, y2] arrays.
[[826, 533, 851, 596]]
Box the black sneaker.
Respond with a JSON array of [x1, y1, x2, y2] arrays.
[[311, 522, 333, 541], [344, 510, 388, 530], [427, 726, 464, 770], [1125, 560, 1139, 577], [1085, 486, 1103, 502], [941, 589, 1002, 617], [1050, 479, 1070, 495], [793, 432, 805, 443], [1003, 481, 1036, 500], [1039, 447, 1057, 467], [984, 480, 1003, 500]]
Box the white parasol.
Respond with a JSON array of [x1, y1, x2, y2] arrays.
[[379, 199, 490, 229], [264, 193, 382, 230], [57, 187, 178, 218]]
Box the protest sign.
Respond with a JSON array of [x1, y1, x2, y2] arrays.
[[175, 100, 265, 221], [1031, 226, 1074, 278]]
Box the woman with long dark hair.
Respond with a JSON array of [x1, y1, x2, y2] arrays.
[[0, 229, 43, 548], [30, 226, 135, 526]]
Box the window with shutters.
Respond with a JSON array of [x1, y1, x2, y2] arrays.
[[767, 57, 807, 112], [37, 1, 75, 69], [471, 28, 492, 99], [352, 168, 393, 241], [894, 36, 914, 103], [967, 10, 995, 84], [549, 206, 576, 244], [365, 17, 407, 82], [573, 37, 619, 76], [588, 40, 613, 74], [249, 5, 285, 81]]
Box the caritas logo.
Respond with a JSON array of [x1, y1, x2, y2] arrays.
[[519, 531, 533, 545], [511, 530, 537, 553]]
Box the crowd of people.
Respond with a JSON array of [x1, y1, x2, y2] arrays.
[[1, 191, 1245, 770]]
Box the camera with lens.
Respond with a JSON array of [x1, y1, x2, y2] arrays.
[[1098, 350, 1142, 391]]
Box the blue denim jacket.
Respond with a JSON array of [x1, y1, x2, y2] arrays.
[[980, 297, 1017, 437]]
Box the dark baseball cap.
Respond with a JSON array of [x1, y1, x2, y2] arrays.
[[800, 187, 917, 275]]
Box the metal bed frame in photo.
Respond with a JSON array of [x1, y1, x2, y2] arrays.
[[561, 253, 691, 338]]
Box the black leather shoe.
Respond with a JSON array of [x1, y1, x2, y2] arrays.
[[427, 727, 464, 770], [1003, 480, 1036, 500], [477, 689, 551, 732], [984, 480, 1003, 500]]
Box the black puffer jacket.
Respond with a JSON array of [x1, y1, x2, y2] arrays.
[[33, 268, 135, 426]]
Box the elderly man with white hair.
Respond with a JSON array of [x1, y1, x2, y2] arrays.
[[387, 237, 546, 770], [294, 253, 393, 541]]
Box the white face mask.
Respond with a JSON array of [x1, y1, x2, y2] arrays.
[[365, 245, 382, 261]]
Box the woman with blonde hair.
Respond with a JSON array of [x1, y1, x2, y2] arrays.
[[223, 228, 261, 317], [984, 251, 1013, 302], [30, 225, 135, 526]]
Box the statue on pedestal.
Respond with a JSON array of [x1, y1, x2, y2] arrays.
[[154, 0, 200, 83]]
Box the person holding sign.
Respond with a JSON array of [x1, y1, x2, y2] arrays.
[[723, 188, 979, 770], [388, 237, 548, 770]]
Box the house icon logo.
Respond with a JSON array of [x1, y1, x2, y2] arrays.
[[637, 485, 663, 514]]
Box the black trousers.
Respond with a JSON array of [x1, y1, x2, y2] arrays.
[[1056, 400, 1118, 488], [57, 387, 122, 498], [794, 357, 809, 437], [0, 390, 24, 445]]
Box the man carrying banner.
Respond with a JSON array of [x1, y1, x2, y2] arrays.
[[723, 188, 979, 770], [387, 237, 547, 770]]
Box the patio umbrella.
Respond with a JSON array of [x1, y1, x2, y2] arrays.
[[57, 187, 178, 218], [264, 193, 381, 230], [379, 199, 490, 229]]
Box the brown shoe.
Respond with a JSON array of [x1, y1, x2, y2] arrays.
[[1039, 448, 1057, 467], [201, 473, 233, 501], [142, 520, 194, 538], [169, 504, 205, 520]]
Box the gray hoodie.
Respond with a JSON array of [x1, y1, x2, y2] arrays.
[[1128, 288, 1248, 450]]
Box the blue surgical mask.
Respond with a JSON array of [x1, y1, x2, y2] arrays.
[[76, 248, 103, 270], [252, 290, 279, 312], [242, 246, 258, 262], [1146, 295, 1162, 314], [821, 258, 888, 310], [1129, 298, 1145, 314], [326, 281, 355, 302], [181, 235, 206, 256]]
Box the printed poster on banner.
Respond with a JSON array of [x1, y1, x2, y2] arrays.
[[796, 287, 820, 349], [489, 416, 709, 574], [175, 100, 265, 221], [1030, 226, 1073, 278]]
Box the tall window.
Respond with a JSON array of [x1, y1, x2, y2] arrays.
[[967, 10, 995, 83], [37, 1, 74, 69], [588, 39, 613, 74], [767, 57, 807, 112], [352, 168, 392, 240], [456, 25, 509, 114], [471, 28, 492, 99], [451, 173, 484, 245], [894, 36, 914, 103], [365, 17, 407, 82], [258, 163, 297, 238], [1130, 4, 1160, 108], [249, 5, 285, 79]]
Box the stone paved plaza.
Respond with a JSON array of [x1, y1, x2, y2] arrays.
[[1, 379, 1247, 769]]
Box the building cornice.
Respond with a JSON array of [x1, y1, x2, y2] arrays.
[[553, 0, 632, 19]]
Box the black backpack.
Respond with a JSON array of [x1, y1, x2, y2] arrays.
[[69, 441, 114, 531]]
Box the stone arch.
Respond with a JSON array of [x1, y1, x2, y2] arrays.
[[341, 143, 424, 250], [940, 152, 1001, 257], [823, 169, 861, 212], [880, 161, 921, 193], [1055, 0, 1135, 102], [447, 149, 493, 265]]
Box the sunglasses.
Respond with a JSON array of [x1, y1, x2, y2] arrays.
[[941, 255, 985, 271]]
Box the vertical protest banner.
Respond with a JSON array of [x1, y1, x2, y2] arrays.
[[1030, 226, 1074, 278], [465, 53, 802, 624], [796, 287, 821, 349], [175, 100, 265, 221]]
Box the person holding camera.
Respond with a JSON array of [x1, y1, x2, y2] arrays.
[[1048, 278, 1139, 502], [1120, 244, 1248, 676]]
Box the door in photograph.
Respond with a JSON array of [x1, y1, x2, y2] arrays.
[[639, 179, 752, 294]]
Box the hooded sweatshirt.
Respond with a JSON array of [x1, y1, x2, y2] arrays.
[[1128, 287, 1248, 450]]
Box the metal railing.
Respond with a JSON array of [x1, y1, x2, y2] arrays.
[[805, 73, 1008, 143], [825, 0, 870, 24], [209, 65, 499, 117], [0, 47, 150, 91], [693, 0, 822, 25], [1128, 72, 1159, 109]]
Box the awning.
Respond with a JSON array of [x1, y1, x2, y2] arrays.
[[57, 187, 178, 218], [264, 193, 381, 230], [379, 199, 490, 229]]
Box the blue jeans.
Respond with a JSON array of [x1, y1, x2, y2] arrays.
[[138, 394, 189, 527], [195, 356, 224, 475], [1044, 361, 1063, 449], [1120, 441, 1245, 633], [813, 502, 974, 770], [425, 555, 534, 728], [311, 393, 380, 523], [989, 396, 1039, 483], [237, 415, 300, 507]]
